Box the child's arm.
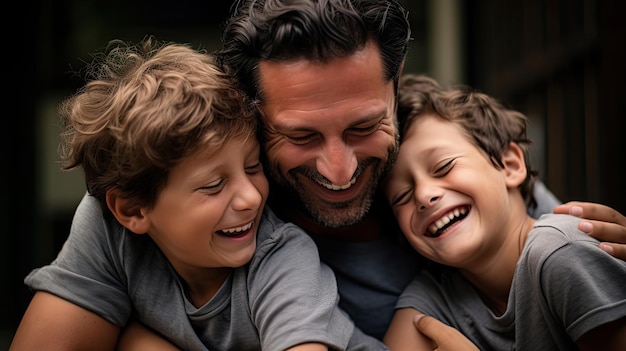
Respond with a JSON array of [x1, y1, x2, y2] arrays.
[[553, 201, 626, 260], [117, 319, 329, 351], [384, 308, 433, 350], [383, 308, 478, 351], [116, 319, 180, 351], [285, 344, 331, 351], [118, 319, 329, 351], [10, 291, 120, 351], [576, 316, 626, 351], [411, 313, 480, 351]]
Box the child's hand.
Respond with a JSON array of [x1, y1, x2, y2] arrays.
[[553, 201, 626, 261], [412, 313, 479, 351]]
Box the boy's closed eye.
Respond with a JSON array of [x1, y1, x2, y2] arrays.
[[200, 179, 226, 194], [433, 158, 456, 176], [390, 187, 413, 208], [245, 162, 263, 174]]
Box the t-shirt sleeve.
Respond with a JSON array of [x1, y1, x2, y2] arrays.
[[24, 193, 132, 326], [535, 233, 626, 340], [247, 221, 386, 350], [394, 268, 466, 326]]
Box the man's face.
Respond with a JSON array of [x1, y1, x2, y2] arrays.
[[258, 41, 399, 228]]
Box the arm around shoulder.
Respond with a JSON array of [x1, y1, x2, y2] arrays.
[[553, 201, 626, 260], [10, 291, 120, 351]]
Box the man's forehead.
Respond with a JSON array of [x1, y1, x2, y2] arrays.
[[257, 42, 388, 95]]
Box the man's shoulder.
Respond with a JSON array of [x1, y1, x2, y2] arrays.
[[258, 206, 312, 243]]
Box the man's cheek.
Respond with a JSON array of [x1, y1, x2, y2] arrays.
[[263, 131, 281, 152], [263, 136, 292, 168], [380, 117, 399, 140]]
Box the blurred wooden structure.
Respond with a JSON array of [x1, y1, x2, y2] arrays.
[[467, 0, 624, 212]]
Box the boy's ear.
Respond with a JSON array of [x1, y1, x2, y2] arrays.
[[502, 142, 527, 188], [106, 189, 150, 235]]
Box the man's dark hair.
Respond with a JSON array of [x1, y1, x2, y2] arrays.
[[216, 0, 410, 100]]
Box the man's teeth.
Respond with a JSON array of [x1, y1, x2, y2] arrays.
[[222, 221, 253, 234], [317, 178, 356, 190], [427, 207, 468, 236]]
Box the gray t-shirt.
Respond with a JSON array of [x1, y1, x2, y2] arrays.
[[313, 180, 561, 340], [24, 194, 387, 351], [395, 214, 626, 350]]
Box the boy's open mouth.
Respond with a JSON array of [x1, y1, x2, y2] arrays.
[[426, 206, 469, 238]]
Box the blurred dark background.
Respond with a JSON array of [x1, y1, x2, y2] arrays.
[[3, 0, 624, 347]]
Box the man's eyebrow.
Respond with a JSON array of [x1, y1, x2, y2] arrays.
[[294, 110, 387, 129], [267, 106, 389, 132], [351, 110, 388, 124], [265, 120, 315, 133]]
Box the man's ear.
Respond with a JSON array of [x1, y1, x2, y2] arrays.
[[106, 189, 150, 235], [502, 142, 527, 188]]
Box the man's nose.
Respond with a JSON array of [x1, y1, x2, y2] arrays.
[[316, 138, 357, 186]]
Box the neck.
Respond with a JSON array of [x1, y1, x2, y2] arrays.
[[461, 215, 536, 316], [180, 267, 231, 308], [268, 191, 392, 242], [283, 207, 385, 241]]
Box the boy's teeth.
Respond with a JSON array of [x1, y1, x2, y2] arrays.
[[223, 221, 253, 234], [427, 207, 468, 236]]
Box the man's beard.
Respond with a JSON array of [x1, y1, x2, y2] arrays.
[[266, 144, 398, 228]]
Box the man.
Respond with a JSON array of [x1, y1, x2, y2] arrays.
[[215, 0, 626, 341]]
